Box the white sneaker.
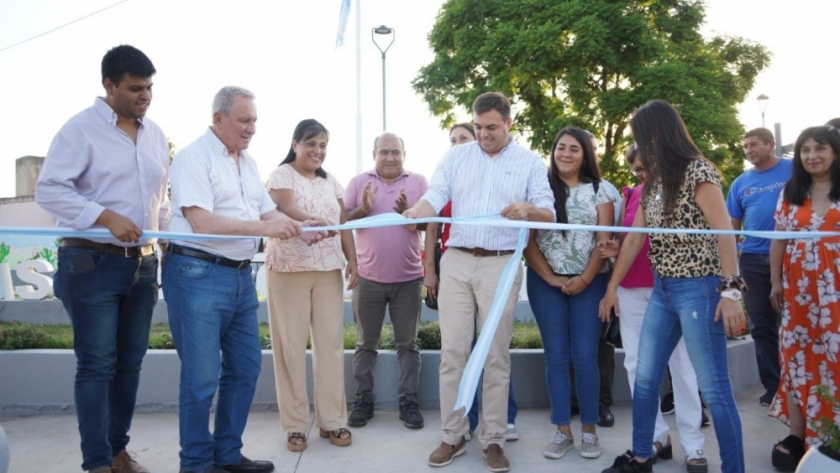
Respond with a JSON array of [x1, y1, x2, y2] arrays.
[[579, 432, 602, 459], [543, 431, 574, 459], [504, 423, 519, 441]]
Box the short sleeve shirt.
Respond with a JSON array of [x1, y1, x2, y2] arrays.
[[264, 164, 345, 273], [536, 182, 614, 275], [644, 159, 722, 278], [169, 128, 276, 261]]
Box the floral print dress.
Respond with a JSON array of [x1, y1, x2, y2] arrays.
[[770, 195, 840, 446]]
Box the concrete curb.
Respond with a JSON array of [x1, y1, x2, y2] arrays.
[[0, 338, 759, 416]]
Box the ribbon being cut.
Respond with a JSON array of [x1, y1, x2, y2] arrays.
[[1, 212, 838, 415]]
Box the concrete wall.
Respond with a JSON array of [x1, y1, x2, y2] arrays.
[[0, 339, 759, 415]]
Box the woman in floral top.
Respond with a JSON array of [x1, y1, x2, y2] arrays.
[[524, 126, 615, 462], [768, 125, 840, 471], [265, 119, 358, 452], [599, 100, 746, 473]]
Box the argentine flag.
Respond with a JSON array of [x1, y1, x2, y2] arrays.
[[335, 0, 351, 49]]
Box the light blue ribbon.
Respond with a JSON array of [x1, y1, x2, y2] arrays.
[[2, 213, 839, 416]]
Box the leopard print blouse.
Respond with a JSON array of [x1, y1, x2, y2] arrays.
[[643, 159, 722, 278]]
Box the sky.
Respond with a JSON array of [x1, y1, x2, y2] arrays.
[[0, 0, 838, 200]]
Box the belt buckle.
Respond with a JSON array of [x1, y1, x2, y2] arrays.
[[125, 246, 132, 258]]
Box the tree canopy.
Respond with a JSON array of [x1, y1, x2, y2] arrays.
[[412, 0, 771, 189]]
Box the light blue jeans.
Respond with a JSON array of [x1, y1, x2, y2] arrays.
[[633, 275, 744, 473], [162, 251, 262, 472]]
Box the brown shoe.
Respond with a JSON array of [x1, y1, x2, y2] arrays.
[[319, 427, 352, 447], [112, 451, 149, 473], [428, 437, 467, 467], [483, 444, 510, 472]]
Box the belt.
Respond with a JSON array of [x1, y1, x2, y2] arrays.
[[451, 247, 515, 257], [169, 244, 252, 270], [60, 238, 155, 258]]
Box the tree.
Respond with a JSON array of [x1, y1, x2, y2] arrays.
[[412, 0, 771, 189]]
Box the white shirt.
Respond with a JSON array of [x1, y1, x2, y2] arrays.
[[423, 139, 555, 250], [36, 97, 170, 246], [169, 128, 276, 261]]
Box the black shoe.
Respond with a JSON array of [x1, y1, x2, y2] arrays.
[[598, 403, 615, 427], [399, 398, 424, 429], [660, 392, 675, 415], [772, 434, 805, 472], [348, 392, 374, 427], [760, 389, 775, 406], [701, 408, 710, 427], [601, 450, 653, 473], [220, 456, 274, 473]]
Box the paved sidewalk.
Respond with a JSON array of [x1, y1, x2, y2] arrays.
[[1, 383, 785, 473]]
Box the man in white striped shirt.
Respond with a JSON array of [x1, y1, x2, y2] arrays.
[[404, 92, 555, 472]]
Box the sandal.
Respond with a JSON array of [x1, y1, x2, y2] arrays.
[[686, 449, 708, 473], [772, 434, 805, 472], [651, 434, 672, 464], [287, 432, 307, 452], [320, 427, 352, 447]]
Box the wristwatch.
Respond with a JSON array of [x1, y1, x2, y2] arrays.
[[720, 289, 742, 301]]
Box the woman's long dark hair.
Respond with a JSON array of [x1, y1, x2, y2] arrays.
[[279, 119, 330, 179], [629, 100, 705, 219], [784, 126, 840, 206], [548, 126, 601, 231]]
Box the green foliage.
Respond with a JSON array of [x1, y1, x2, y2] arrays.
[[0, 242, 9, 264], [0, 322, 545, 351], [413, 0, 771, 190], [811, 385, 840, 453]]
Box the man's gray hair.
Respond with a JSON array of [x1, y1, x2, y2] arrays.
[[212, 86, 255, 116]]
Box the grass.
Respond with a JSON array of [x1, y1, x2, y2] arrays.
[[0, 320, 544, 350]]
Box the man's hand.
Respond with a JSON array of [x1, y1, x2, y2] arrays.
[[300, 219, 329, 246], [98, 209, 142, 243], [266, 217, 302, 240], [362, 181, 378, 213], [423, 268, 439, 302], [500, 202, 533, 220], [393, 187, 408, 214], [306, 217, 338, 238]]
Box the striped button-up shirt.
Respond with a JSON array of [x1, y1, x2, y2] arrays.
[[36, 97, 170, 246], [423, 139, 555, 250]]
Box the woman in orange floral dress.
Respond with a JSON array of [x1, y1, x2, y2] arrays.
[[769, 125, 840, 471]]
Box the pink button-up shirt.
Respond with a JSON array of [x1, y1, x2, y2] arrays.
[[345, 169, 428, 283]]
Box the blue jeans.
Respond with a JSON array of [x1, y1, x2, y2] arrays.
[[739, 253, 781, 394], [527, 268, 607, 426], [634, 275, 744, 473], [162, 251, 262, 471], [55, 248, 157, 472]]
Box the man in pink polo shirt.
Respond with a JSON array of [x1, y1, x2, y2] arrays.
[[344, 132, 429, 430]]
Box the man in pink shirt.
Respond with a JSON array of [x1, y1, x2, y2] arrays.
[[344, 132, 429, 430]]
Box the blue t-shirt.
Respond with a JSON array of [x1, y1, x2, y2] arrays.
[[726, 158, 792, 254]]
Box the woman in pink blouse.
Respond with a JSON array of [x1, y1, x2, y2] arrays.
[[265, 119, 358, 452]]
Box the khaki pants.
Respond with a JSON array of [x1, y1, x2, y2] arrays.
[[267, 270, 348, 432], [438, 249, 522, 449]]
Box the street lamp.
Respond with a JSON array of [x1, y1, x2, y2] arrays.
[[372, 25, 395, 131], [757, 94, 769, 128]]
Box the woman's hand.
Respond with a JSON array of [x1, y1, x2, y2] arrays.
[[597, 240, 620, 259], [599, 289, 619, 322], [546, 275, 570, 290], [423, 268, 439, 302], [770, 279, 784, 313], [715, 297, 746, 337], [345, 260, 359, 290], [562, 275, 588, 296]]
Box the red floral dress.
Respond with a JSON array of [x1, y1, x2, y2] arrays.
[[770, 195, 840, 446]]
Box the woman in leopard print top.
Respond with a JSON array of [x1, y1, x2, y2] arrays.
[[598, 100, 747, 473]]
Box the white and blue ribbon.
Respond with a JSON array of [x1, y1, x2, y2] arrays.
[[2, 213, 839, 415]]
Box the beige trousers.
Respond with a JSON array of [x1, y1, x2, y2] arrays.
[[438, 249, 523, 449], [267, 270, 348, 433]]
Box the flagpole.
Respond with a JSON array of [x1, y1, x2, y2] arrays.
[[355, 0, 363, 174]]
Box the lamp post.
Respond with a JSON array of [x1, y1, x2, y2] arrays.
[[372, 25, 395, 131], [757, 94, 769, 128]]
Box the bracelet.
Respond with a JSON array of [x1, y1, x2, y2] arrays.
[[578, 275, 589, 285], [717, 274, 748, 293]]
